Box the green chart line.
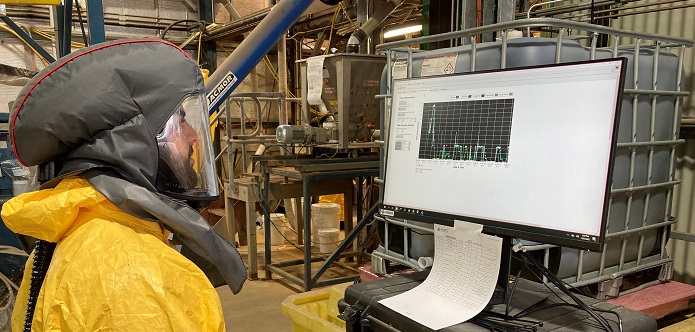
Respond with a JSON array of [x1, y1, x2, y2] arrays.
[[428, 105, 436, 149], [433, 144, 510, 162], [440, 145, 451, 159], [495, 146, 505, 162], [454, 144, 464, 160], [473, 145, 486, 161]]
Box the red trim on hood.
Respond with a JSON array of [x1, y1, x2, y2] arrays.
[[11, 39, 192, 166]]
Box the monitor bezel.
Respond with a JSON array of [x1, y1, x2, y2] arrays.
[[381, 58, 627, 252]]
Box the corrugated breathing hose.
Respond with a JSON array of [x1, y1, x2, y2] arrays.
[[22, 240, 55, 332]]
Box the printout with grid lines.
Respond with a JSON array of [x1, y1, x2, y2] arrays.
[[379, 225, 502, 330]]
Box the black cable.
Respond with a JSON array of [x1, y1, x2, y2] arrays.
[[510, 255, 623, 332], [74, 1, 89, 46], [160, 19, 205, 39], [518, 250, 616, 332], [479, 310, 541, 327], [316, 148, 341, 159], [232, 148, 239, 169], [598, 308, 623, 332], [470, 314, 538, 332], [511, 255, 588, 299], [512, 262, 566, 320], [505, 263, 524, 317]]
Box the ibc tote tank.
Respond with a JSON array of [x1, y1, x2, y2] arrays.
[[379, 36, 684, 283]]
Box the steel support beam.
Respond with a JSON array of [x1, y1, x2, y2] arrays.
[[198, 0, 222, 176], [423, 0, 453, 50], [482, 0, 495, 42], [56, 0, 73, 56], [461, 0, 476, 45], [199, 0, 216, 72], [497, 0, 515, 23], [85, 0, 105, 44]]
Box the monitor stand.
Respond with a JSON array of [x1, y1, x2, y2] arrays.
[[487, 236, 548, 315], [489, 236, 512, 305]]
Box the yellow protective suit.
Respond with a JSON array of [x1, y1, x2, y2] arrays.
[[1, 177, 225, 331]]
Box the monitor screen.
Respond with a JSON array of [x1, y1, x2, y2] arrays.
[[381, 59, 626, 251]]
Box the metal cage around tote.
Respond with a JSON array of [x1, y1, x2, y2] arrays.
[[373, 18, 693, 298]]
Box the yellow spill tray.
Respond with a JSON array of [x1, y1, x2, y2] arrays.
[[282, 282, 351, 332]]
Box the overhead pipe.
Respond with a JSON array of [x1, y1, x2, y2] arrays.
[[205, 0, 340, 114], [589, 0, 689, 15], [6, 8, 192, 32], [203, 8, 272, 41], [517, 0, 640, 19], [6, 5, 184, 24], [347, 0, 403, 53], [214, 0, 242, 21], [557, 1, 695, 21], [291, 5, 357, 33], [337, 6, 421, 36]]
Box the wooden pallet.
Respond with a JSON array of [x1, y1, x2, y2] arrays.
[[607, 281, 695, 319]]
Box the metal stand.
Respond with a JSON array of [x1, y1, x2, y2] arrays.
[[261, 158, 379, 291]]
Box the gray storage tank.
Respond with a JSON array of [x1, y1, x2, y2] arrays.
[[377, 21, 691, 292]]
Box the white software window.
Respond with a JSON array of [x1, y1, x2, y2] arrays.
[[382, 60, 625, 249]]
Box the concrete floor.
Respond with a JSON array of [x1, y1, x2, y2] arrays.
[[216, 228, 359, 332], [217, 232, 302, 332], [217, 279, 298, 332]]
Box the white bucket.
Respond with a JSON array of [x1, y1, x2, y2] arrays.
[[311, 202, 341, 235], [12, 179, 29, 196], [318, 228, 340, 253], [256, 213, 286, 246]]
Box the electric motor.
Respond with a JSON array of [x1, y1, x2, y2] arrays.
[[276, 125, 329, 144]]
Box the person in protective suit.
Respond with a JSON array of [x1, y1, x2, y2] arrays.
[[1, 39, 247, 331]]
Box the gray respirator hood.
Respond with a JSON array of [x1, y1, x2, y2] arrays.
[[10, 39, 247, 293]]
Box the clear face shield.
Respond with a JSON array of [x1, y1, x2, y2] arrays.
[[156, 94, 219, 205]]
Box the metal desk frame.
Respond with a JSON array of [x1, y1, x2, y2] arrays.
[[227, 173, 354, 279], [261, 162, 379, 291]]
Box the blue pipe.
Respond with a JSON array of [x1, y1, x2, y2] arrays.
[[205, 0, 316, 114]]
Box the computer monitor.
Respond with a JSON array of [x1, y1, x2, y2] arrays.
[[381, 58, 626, 253]]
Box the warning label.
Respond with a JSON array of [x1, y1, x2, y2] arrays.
[[421, 54, 458, 77]]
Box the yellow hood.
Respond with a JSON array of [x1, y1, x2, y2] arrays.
[[1, 177, 165, 243]]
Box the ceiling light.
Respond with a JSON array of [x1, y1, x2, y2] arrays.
[[384, 25, 423, 38]]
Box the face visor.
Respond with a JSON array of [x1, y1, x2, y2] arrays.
[[156, 94, 219, 205]]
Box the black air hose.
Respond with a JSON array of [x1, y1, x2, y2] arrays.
[[21, 145, 60, 332], [22, 240, 56, 332]]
